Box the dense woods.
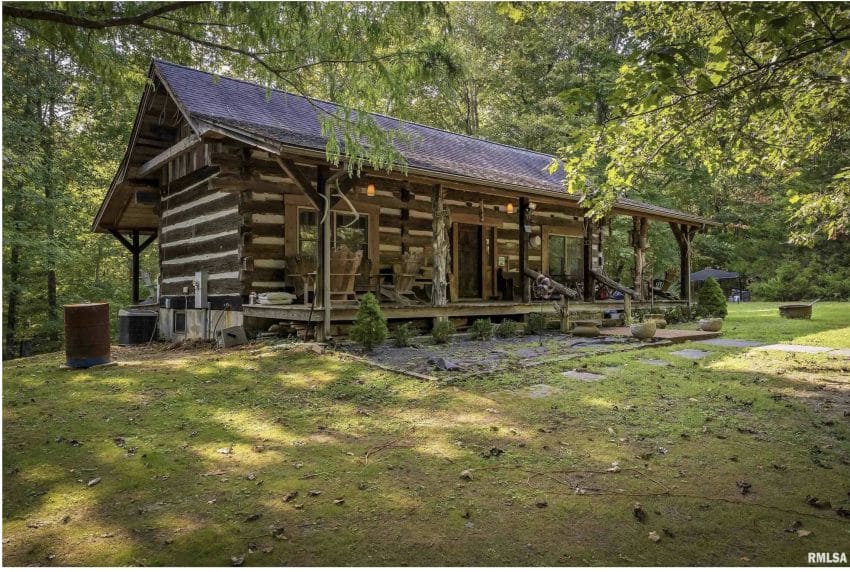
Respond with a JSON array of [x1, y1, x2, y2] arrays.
[[3, 2, 850, 356]]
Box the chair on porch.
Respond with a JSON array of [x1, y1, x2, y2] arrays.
[[652, 268, 679, 300], [285, 254, 317, 303], [378, 250, 425, 305], [330, 245, 364, 303]]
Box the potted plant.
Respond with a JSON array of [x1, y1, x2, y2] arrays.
[[645, 312, 667, 329], [696, 277, 727, 332], [629, 313, 657, 339]]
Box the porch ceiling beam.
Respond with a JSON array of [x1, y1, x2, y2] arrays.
[[275, 156, 323, 210], [136, 133, 200, 178]]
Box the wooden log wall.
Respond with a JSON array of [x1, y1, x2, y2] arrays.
[[156, 137, 604, 302], [158, 139, 241, 297]]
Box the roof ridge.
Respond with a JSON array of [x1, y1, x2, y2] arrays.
[[152, 59, 559, 163]]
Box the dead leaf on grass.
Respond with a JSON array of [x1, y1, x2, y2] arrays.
[[231, 554, 245, 566], [283, 491, 298, 503], [648, 531, 661, 543], [87, 477, 101, 487], [797, 529, 812, 537], [460, 469, 473, 481]]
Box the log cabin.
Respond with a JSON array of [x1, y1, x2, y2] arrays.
[[93, 60, 717, 341]]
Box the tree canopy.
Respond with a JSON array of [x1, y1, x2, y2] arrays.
[[3, 1, 849, 356]]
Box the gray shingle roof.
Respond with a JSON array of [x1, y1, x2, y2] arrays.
[[153, 60, 715, 225]]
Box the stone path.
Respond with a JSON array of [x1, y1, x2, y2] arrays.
[[640, 358, 671, 367], [828, 348, 850, 357], [671, 349, 711, 359], [525, 384, 562, 398], [697, 338, 765, 348], [562, 369, 606, 382]]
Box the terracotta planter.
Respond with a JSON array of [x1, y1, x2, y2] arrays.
[[572, 320, 600, 337], [646, 313, 667, 329], [630, 322, 657, 339], [699, 318, 723, 332]]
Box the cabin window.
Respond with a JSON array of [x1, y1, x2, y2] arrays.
[[297, 208, 369, 264], [548, 234, 583, 283], [298, 210, 318, 258]]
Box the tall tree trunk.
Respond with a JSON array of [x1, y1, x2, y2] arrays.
[[4, 192, 23, 359], [43, 51, 58, 341]]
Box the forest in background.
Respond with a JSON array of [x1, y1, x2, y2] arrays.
[[3, 2, 850, 356]]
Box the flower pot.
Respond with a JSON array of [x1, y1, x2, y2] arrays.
[[699, 318, 723, 332], [646, 313, 667, 329], [630, 322, 657, 339]]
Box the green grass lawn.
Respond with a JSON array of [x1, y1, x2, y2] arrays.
[[3, 302, 849, 565]]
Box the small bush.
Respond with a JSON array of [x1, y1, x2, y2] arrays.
[[525, 313, 547, 335], [469, 319, 495, 341], [431, 319, 455, 344], [496, 319, 520, 338], [393, 322, 418, 348], [349, 293, 388, 352], [697, 277, 727, 318], [664, 305, 693, 325]]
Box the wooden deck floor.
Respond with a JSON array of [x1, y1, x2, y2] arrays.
[[243, 299, 687, 323]]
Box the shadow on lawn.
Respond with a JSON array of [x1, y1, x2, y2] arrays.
[[3, 342, 850, 566]]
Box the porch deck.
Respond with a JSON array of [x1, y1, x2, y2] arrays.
[[243, 299, 687, 323]]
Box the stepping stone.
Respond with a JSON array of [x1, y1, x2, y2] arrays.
[[526, 384, 562, 398], [697, 338, 765, 348], [671, 349, 710, 359], [753, 344, 833, 354], [516, 347, 547, 359], [828, 348, 850, 357], [562, 369, 605, 382], [640, 358, 670, 367]]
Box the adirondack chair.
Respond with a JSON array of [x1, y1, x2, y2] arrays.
[[285, 254, 317, 303], [329, 246, 363, 303], [652, 268, 679, 300], [379, 250, 425, 305]]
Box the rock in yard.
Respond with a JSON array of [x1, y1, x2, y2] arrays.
[[231, 554, 245, 566], [283, 491, 298, 503], [633, 502, 647, 523], [430, 357, 460, 371], [460, 469, 473, 481]]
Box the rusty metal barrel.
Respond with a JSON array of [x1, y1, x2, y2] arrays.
[[64, 303, 111, 368]]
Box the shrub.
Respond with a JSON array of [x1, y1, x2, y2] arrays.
[[664, 305, 693, 325], [349, 293, 388, 352], [525, 313, 547, 335], [431, 319, 455, 344], [469, 319, 495, 341], [393, 322, 418, 348], [496, 319, 520, 338], [697, 277, 727, 318]]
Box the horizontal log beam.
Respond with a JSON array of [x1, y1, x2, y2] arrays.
[[591, 269, 641, 299], [137, 133, 200, 177]]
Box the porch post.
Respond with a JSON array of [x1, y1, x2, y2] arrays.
[[431, 184, 449, 307], [131, 230, 141, 304], [582, 218, 594, 301], [319, 167, 331, 340], [632, 216, 648, 301], [110, 229, 157, 305], [519, 197, 530, 302], [670, 223, 692, 305]]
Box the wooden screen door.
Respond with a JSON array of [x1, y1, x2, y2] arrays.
[[456, 223, 483, 299]]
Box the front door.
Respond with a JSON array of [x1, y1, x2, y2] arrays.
[[457, 223, 482, 298]]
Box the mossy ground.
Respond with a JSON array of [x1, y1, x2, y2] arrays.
[[3, 303, 849, 565]]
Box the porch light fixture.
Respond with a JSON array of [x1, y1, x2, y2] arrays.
[[506, 202, 514, 214], [366, 183, 376, 197]]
